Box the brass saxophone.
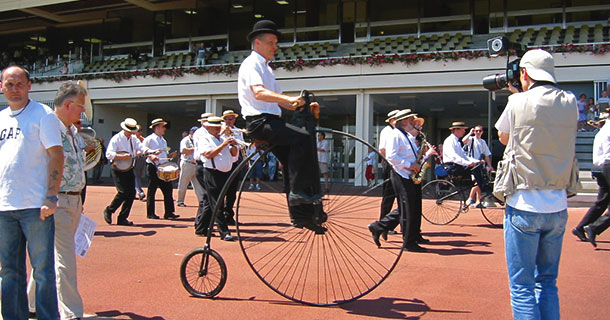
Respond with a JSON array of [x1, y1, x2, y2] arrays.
[[411, 132, 434, 184]]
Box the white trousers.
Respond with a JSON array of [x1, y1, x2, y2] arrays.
[[177, 161, 204, 203], [28, 193, 84, 320]]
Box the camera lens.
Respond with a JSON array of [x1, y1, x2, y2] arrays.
[[482, 73, 508, 91], [491, 39, 503, 53]]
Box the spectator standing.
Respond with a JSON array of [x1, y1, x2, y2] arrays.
[[196, 42, 207, 66], [266, 151, 278, 180], [247, 143, 263, 191], [495, 49, 578, 319], [317, 132, 330, 192], [0, 65, 63, 320], [577, 93, 588, 131], [27, 81, 87, 320], [365, 147, 377, 187], [586, 97, 596, 122], [177, 126, 204, 207]]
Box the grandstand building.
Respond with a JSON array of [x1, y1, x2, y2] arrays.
[[1, 0, 609, 180]]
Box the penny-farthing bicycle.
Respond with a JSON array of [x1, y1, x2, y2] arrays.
[[179, 91, 404, 306]]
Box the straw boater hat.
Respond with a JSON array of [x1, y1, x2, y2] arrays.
[[414, 117, 425, 127], [198, 112, 215, 122], [247, 20, 282, 42], [204, 116, 223, 127], [120, 118, 140, 133], [384, 109, 400, 123], [149, 118, 167, 129], [449, 121, 468, 130], [222, 109, 239, 119], [395, 109, 417, 122]]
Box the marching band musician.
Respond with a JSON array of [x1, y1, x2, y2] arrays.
[[104, 118, 158, 226], [195, 116, 239, 241], [143, 118, 180, 220], [221, 109, 246, 226], [176, 126, 204, 207], [378, 109, 400, 226], [442, 122, 492, 199], [368, 110, 435, 253], [573, 110, 610, 247], [193, 112, 214, 236]]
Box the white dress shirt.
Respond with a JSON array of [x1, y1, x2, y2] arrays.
[[200, 134, 234, 172], [378, 125, 394, 155], [180, 135, 196, 163], [238, 51, 282, 117], [593, 120, 610, 167], [442, 133, 477, 166], [192, 127, 208, 162], [106, 131, 149, 161], [143, 133, 169, 165], [386, 128, 418, 179], [464, 137, 492, 160]]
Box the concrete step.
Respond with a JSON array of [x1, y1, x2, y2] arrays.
[[568, 192, 597, 208]]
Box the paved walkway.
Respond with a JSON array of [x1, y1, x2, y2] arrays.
[[3, 185, 609, 319]]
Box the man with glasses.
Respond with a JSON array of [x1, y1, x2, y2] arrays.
[[27, 81, 88, 320], [442, 122, 491, 198], [0, 65, 63, 319], [462, 125, 494, 207], [238, 20, 325, 233]]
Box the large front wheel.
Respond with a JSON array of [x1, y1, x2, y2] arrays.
[[234, 129, 403, 306], [421, 179, 463, 225]]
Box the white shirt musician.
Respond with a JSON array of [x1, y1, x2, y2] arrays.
[[386, 126, 418, 180], [106, 127, 150, 162], [593, 120, 610, 167], [179, 132, 196, 164], [143, 132, 169, 165]]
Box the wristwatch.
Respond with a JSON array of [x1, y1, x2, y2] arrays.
[[45, 195, 59, 203]]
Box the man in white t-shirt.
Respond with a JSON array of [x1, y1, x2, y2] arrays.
[[495, 49, 578, 319], [0, 66, 63, 320], [316, 132, 330, 192]]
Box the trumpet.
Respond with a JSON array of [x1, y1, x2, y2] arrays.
[[79, 127, 102, 171]]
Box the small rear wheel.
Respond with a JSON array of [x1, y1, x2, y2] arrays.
[[480, 198, 505, 228], [421, 179, 464, 225], [180, 247, 227, 298]]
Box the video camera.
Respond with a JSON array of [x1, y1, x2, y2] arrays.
[[482, 36, 526, 92]]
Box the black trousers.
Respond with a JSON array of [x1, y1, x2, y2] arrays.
[[195, 166, 230, 235], [223, 160, 241, 221], [146, 163, 175, 217], [379, 161, 398, 220], [373, 171, 422, 245], [106, 168, 136, 222], [576, 166, 610, 236], [246, 114, 321, 197], [446, 162, 491, 194]]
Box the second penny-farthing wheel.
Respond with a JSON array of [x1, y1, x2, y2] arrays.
[[235, 129, 403, 306]]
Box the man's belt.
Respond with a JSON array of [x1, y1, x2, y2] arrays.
[[59, 191, 81, 196], [245, 113, 281, 122]]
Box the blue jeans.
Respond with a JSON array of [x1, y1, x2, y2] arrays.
[[0, 208, 59, 320], [504, 205, 567, 320]]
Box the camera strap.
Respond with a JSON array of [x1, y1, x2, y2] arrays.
[[529, 81, 556, 90]]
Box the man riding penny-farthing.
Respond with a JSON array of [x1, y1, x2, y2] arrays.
[[180, 20, 404, 306]]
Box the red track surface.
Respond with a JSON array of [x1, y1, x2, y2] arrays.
[[65, 185, 609, 319]]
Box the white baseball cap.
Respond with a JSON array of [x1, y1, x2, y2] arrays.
[[519, 49, 556, 83]]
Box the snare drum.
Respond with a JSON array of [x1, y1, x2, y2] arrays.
[[157, 162, 180, 182], [112, 151, 134, 172]]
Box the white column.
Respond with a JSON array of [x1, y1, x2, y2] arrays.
[[354, 91, 372, 186]]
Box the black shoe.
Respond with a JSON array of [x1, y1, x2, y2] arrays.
[[381, 230, 388, 241], [103, 209, 112, 225], [177, 202, 187, 207], [117, 220, 134, 226], [29, 311, 36, 319], [403, 243, 428, 252], [572, 228, 587, 241], [368, 224, 383, 247], [293, 221, 327, 234], [147, 214, 160, 220], [164, 213, 180, 220], [583, 225, 597, 248], [417, 237, 430, 244]]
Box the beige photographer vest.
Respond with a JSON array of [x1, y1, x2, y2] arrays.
[[499, 84, 579, 196]]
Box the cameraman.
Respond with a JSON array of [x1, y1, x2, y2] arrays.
[[495, 49, 578, 319]]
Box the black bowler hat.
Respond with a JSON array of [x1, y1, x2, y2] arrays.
[[247, 20, 282, 42]]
